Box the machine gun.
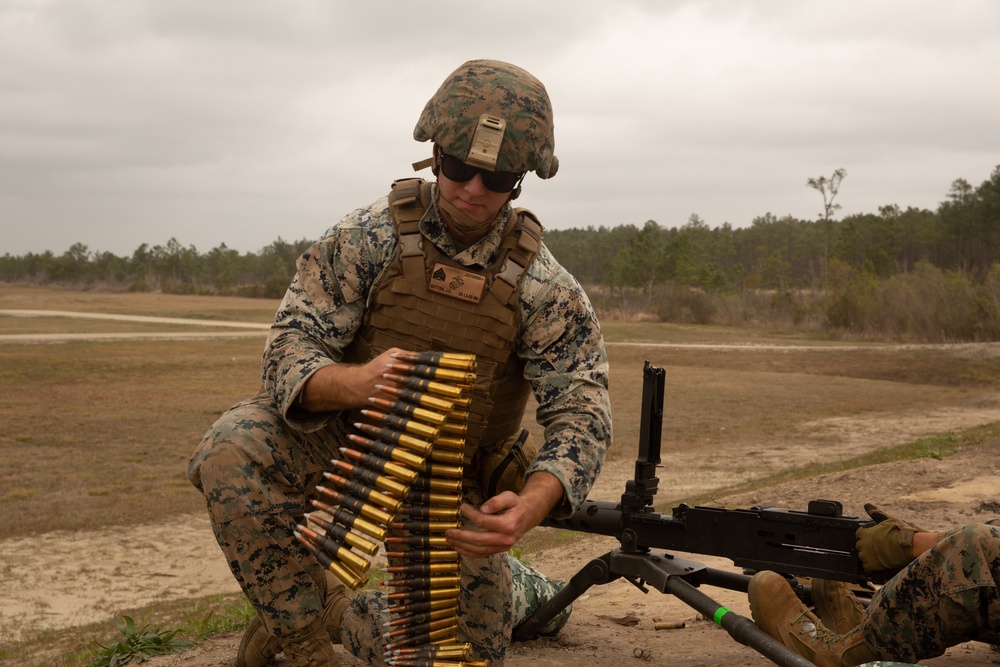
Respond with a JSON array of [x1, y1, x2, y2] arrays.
[[515, 361, 879, 667]]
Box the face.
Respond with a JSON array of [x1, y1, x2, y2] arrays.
[[437, 169, 511, 228]]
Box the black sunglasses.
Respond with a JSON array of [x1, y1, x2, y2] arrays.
[[439, 152, 523, 193]]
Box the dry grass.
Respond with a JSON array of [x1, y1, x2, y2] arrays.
[[2, 285, 999, 543], [0, 337, 265, 538], [606, 344, 997, 459], [0, 284, 277, 322]]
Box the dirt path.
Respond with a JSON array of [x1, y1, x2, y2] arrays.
[[0, 310, 270, 329], [0, 309, 268, 342]]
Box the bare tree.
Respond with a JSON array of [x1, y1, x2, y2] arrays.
[[807, 168, 847, 289]]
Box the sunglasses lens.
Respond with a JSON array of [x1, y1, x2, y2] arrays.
[[440, 153, 520, 193], [440, 154, 476, 182], [481, 172, 520, 193]]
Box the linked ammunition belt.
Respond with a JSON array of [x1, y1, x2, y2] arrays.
[[294, 350, 489, 667]]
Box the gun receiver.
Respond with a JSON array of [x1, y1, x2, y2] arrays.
[[547, 498, 870, 584]]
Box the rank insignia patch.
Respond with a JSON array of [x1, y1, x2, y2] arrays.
[[428, 263, 486, 303]]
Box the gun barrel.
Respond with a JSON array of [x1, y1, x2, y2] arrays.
[[541, 499, 624, 537]]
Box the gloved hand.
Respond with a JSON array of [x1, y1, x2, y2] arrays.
[[856, 503, 926, 573]]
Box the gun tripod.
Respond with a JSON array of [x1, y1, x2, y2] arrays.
[[514, 546, 817, 667], [515, 361, 864, 667]]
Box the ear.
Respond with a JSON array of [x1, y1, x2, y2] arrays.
[[431, 144, 441, 176]]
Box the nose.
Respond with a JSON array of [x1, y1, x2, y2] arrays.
[[463, 173, 488, 195]]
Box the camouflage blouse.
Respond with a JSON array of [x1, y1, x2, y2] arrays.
[[260, 184, 612, 517]]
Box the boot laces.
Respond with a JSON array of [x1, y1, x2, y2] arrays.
[[283, 632, 336, 667], [792, 610, 856, 649]]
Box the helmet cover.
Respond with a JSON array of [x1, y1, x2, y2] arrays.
[[414, 59, 558, 179]]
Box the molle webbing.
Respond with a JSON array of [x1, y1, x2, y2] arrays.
[[348, 178, 541, 460]]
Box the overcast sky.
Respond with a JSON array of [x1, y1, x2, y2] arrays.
[[2, 1, 999, 257]]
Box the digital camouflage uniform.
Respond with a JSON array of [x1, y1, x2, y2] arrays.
[[861, 520, 1000, 663], [188, 185, 610, 666], [509, 555, 572, 637]]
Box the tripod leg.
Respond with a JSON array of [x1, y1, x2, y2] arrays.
[[513, 552, 616, 641], [663, 576, 814, 667]]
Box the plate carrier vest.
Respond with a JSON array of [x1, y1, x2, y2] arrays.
[[343, 178, 543, 467]]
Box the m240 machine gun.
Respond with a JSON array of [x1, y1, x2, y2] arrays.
[[515, 361, 879, 667]]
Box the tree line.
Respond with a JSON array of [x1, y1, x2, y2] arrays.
[[1, 237, 314, 299], [541, 165, 1000, 342], [3, 164, 999, 341], [546, 165, 1000, 290]]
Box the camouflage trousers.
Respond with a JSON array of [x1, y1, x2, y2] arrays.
[[509, 555, 572, 637], [188, 394, 563, 666], [862, 522, 1000, 662]]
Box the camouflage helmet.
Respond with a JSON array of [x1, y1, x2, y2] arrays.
[[414, 59, 558, 179]]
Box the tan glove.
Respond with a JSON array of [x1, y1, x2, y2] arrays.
[[856, 503, 926, 573]]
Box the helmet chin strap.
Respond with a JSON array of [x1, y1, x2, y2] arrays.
[[436, 191, 498, 239]]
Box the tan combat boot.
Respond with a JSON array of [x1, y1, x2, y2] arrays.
[[235, 613, 280, 667], [281, 617, 340, 667], [321, 574, 351, 643], [236, 574, 348, 667], [749, 571, 876, 667], [811, 578, 866, 634]]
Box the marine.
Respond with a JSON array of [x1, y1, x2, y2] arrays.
[[188, 59, 611, 667]]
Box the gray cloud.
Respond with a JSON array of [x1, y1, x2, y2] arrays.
[[1, 0, 998, 256]]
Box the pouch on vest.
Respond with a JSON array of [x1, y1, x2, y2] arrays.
[[481, 428, 538, 497]]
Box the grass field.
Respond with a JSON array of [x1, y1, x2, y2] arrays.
[[2, 284, 1000, 665], [3, 284, 999, 540]]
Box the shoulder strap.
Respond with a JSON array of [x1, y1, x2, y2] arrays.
[[388, 178, 433, 275], [490, 208, 543, 304], [387, 180, 544, 304], [389, 178, 431, 225]]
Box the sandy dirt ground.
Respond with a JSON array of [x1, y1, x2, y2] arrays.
[[5, 410, 1000, 666], [2, 309, 999, 665]]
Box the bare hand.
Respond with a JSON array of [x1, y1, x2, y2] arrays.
[[445, 492, 533, 558], [445, 472, 564, 558], [298, 347, 405, 411]]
